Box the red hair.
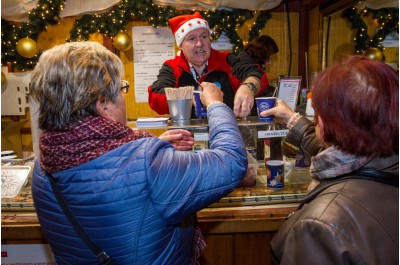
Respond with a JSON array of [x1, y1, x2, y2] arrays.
[[311, 56, 398, 157]]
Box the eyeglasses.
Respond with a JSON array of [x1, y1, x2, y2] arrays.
[[120, 80, 129, 94]]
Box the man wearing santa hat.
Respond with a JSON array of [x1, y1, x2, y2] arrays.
[[148, 11, 269, 118]]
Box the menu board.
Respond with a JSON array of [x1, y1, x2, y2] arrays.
[[132, 26, 175, 102], [277, 77, 302, 111]]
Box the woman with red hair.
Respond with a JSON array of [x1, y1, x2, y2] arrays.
[[263, 56, 398, 265]]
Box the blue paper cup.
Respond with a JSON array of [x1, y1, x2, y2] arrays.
[[255, 97, 276, 122], [266, 160, 285, 189], [193, 91, 207, 118]]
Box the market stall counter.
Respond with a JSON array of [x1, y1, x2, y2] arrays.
[[2, 117, 311, 265]]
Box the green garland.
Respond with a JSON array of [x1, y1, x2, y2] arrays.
[[2, 1, 399, 71], [249, 11, 272, 41], [68, 0, 260, 54], [342, 6, 399, 54], [2, 0, 270, 71], [1, 0, 65, 70], [67, 0, 179, 40]]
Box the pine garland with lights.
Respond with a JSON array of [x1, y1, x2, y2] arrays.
[[202, 9, 254, 53], [248, 11, 272, 42], [342, 6, 399, 55], [2, 0, 270, 71], [1, 0, 65, 70], [68, 0, 180, 40], [2, 0, 398, 71], [371, 8, 399, 48], [69, 0, 265, 54]]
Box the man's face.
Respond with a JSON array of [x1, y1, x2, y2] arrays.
[[180, 28, 211, 68]]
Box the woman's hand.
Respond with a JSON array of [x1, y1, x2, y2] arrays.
[[260, 98, 295, 124], [200, 82, 224, 107], [159, 129, 194, 151]]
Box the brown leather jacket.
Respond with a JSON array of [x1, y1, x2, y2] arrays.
[[271, 117, 399, 265], [270, 177, 399, 265]]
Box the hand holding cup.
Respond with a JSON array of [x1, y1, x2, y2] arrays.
[[260, 98, 295, 124], [199, 82, 224, 107], [255, 97, 276, 122]]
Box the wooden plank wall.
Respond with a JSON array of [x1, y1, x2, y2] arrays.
[[201, 232, 275, 265], [14, 12, 300, 151], [24, 13, 300, 121], [9, 7, 398, 153]]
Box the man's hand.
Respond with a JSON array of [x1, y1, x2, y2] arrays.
[[233, 85, 255, 118], [159, 129, 194, 151]]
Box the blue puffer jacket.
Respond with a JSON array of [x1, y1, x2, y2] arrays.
[[31, 104, 247, 265]]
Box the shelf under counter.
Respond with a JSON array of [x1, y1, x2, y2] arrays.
[[2, 164, 310, 235], [1, 163, 310, 212], [2, 119, 310, 261], [2, 165, 310, 265]]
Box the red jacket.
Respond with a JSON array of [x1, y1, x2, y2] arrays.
[[148, 49, 268, 115]]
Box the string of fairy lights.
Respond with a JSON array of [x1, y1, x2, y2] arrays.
[[342, 2, 398, 54], [1, 0, 65, 70], [1, 0, 398, 71]]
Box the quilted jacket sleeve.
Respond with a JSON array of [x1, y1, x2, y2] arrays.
[[145, 103, 247, 225]]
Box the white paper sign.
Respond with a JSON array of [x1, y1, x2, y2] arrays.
[[211, 32, 234, 51], [277, 77, 302, 111], [258, 129, 288, 139], [132, 26, 175, 103], [193, 132, 209, 141], [380, 31, 399, 48]]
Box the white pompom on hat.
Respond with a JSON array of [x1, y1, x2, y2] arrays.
[[168, 12, 210, 47]]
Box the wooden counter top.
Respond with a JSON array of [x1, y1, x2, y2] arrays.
[[2, 163, 310, 242], [2, 165, 309, 265]]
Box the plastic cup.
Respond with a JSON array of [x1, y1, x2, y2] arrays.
[[167, 99, 192, 123], [193, 91, 207, 118], [255, 97, 276, 122]]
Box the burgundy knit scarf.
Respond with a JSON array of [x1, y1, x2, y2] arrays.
[[40, 116, 154, 174]]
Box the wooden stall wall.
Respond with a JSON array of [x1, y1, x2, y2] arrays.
[[16, 12, 299, 124], [236, 12, 300, 87], [122, 12, 300, 120], [307, 5, 324, 82], [18, 11, 300, 152]]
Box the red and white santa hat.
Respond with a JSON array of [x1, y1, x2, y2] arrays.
[[168, 12, 210, 47]]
